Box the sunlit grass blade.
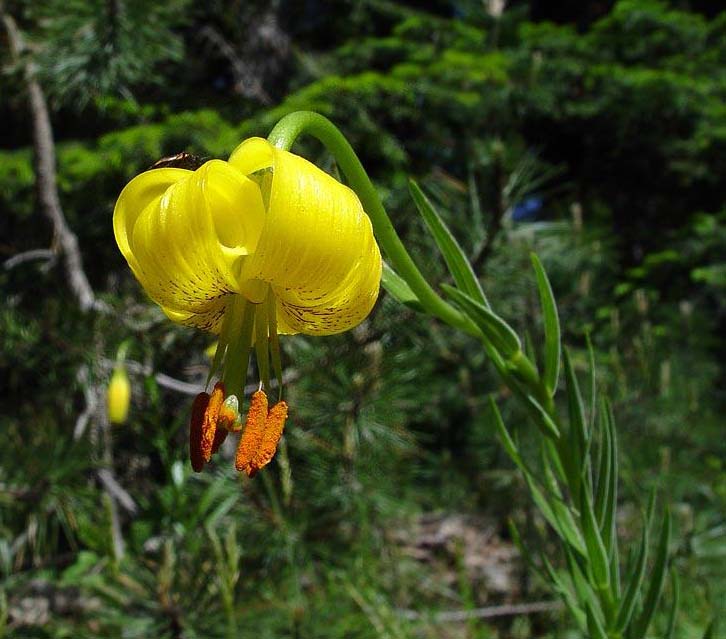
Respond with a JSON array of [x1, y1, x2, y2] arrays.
[[381, 261, 424, 312], [410, 179, 489, 306], [632, 507, 672, 638], [531, 252, 560, 396], [615, 524, 649, 632], [442, 285, 521, 358]]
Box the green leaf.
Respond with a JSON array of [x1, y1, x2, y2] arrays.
[[564, 544, 599, 611], [528, 472, 587, 557], [594, 403, 612, 532], [586, 332, 597, 432], [381, 261, 424, 312], [564, 348, 588, 498], [632, 508, 672, 638], [602, 402, 619, 557], [702, 619, 716, 639], [530, 253, 561, 395], [443, 284, 521, 358], [522, 391, 561, 439], [586, 601, 609, 639], [580, 488, 611, 591], [541, 554, 587, 631], [615, 525, 649, 632], [490, 398, 581, 555], [665, 568, 680, 639], [524, 330, 540, 375], [410, 180, 489, 306]]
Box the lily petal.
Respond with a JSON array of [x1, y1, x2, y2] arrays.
[[114, 161, 266, 331], [229, 138, 381, 335]]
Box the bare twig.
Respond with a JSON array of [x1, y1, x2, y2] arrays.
[[97, 469, 137, 515], [74, 365, 98, 440], [100, 356, 299, 396], [1, 10, 103, 313], [397, 600, 561, 622], [3, 248, 55, 270]]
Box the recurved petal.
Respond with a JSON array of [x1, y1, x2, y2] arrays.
[[114, 161, 266, 331], [228, 138, 382, 335]]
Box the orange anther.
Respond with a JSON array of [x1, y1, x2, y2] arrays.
[[201, 381, 226, 462], [189, 391, 210, 473], [235, 390, 268, 475], [211, 428, 228, 455], [250, 401, 288, 476]]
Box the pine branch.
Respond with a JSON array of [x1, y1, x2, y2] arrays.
[[1, 9, 102, 313]]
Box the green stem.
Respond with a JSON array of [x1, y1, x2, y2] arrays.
[[267, 111, 476, 336]]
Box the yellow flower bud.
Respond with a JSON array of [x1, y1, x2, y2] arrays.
[[107, 367, 131, 424]]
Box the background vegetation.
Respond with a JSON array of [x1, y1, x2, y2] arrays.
[[1, 0, 724, 637]]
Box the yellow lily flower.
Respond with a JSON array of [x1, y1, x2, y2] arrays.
[[113, 137, 382, 474]]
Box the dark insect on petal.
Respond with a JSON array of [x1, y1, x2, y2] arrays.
[[150, 152, 205, 171]]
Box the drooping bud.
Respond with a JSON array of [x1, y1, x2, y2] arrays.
[[107, 366, 131, 424]]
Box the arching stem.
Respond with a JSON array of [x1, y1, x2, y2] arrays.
[[267, 111, 477, 337]]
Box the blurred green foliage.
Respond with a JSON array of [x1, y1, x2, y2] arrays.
[[0, 0, 724, 637]]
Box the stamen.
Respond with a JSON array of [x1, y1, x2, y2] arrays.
[[201, 382, 225, 462], [189, 391, 210, 473], [250, 401, 288, 476], [211, 428, 228, 455], [235, 390, 268, 475]]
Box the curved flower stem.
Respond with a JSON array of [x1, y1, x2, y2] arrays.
[[267, 111, 477, 337]]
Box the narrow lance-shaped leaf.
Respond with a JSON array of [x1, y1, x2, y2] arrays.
[[541, 553, 587, 631], [586, 601, 609, 639], [615, 524, 649, 632], [602, 401, 619, 558], [563, 348, 588, 501], [580, 488, 611, 592], [410, 180, 489, 307], [665, 567, 680, 639], [507, 375, 561, 439], [443, 285, 521, 358], [594, 400, 612, 532], [632, 508, 672, 638], [381, 261, 424, 312], [586, 331, 597, 431], [524, 330, 540, 375], [490, 398, 579, 553], [531, 252, 561, 395]]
